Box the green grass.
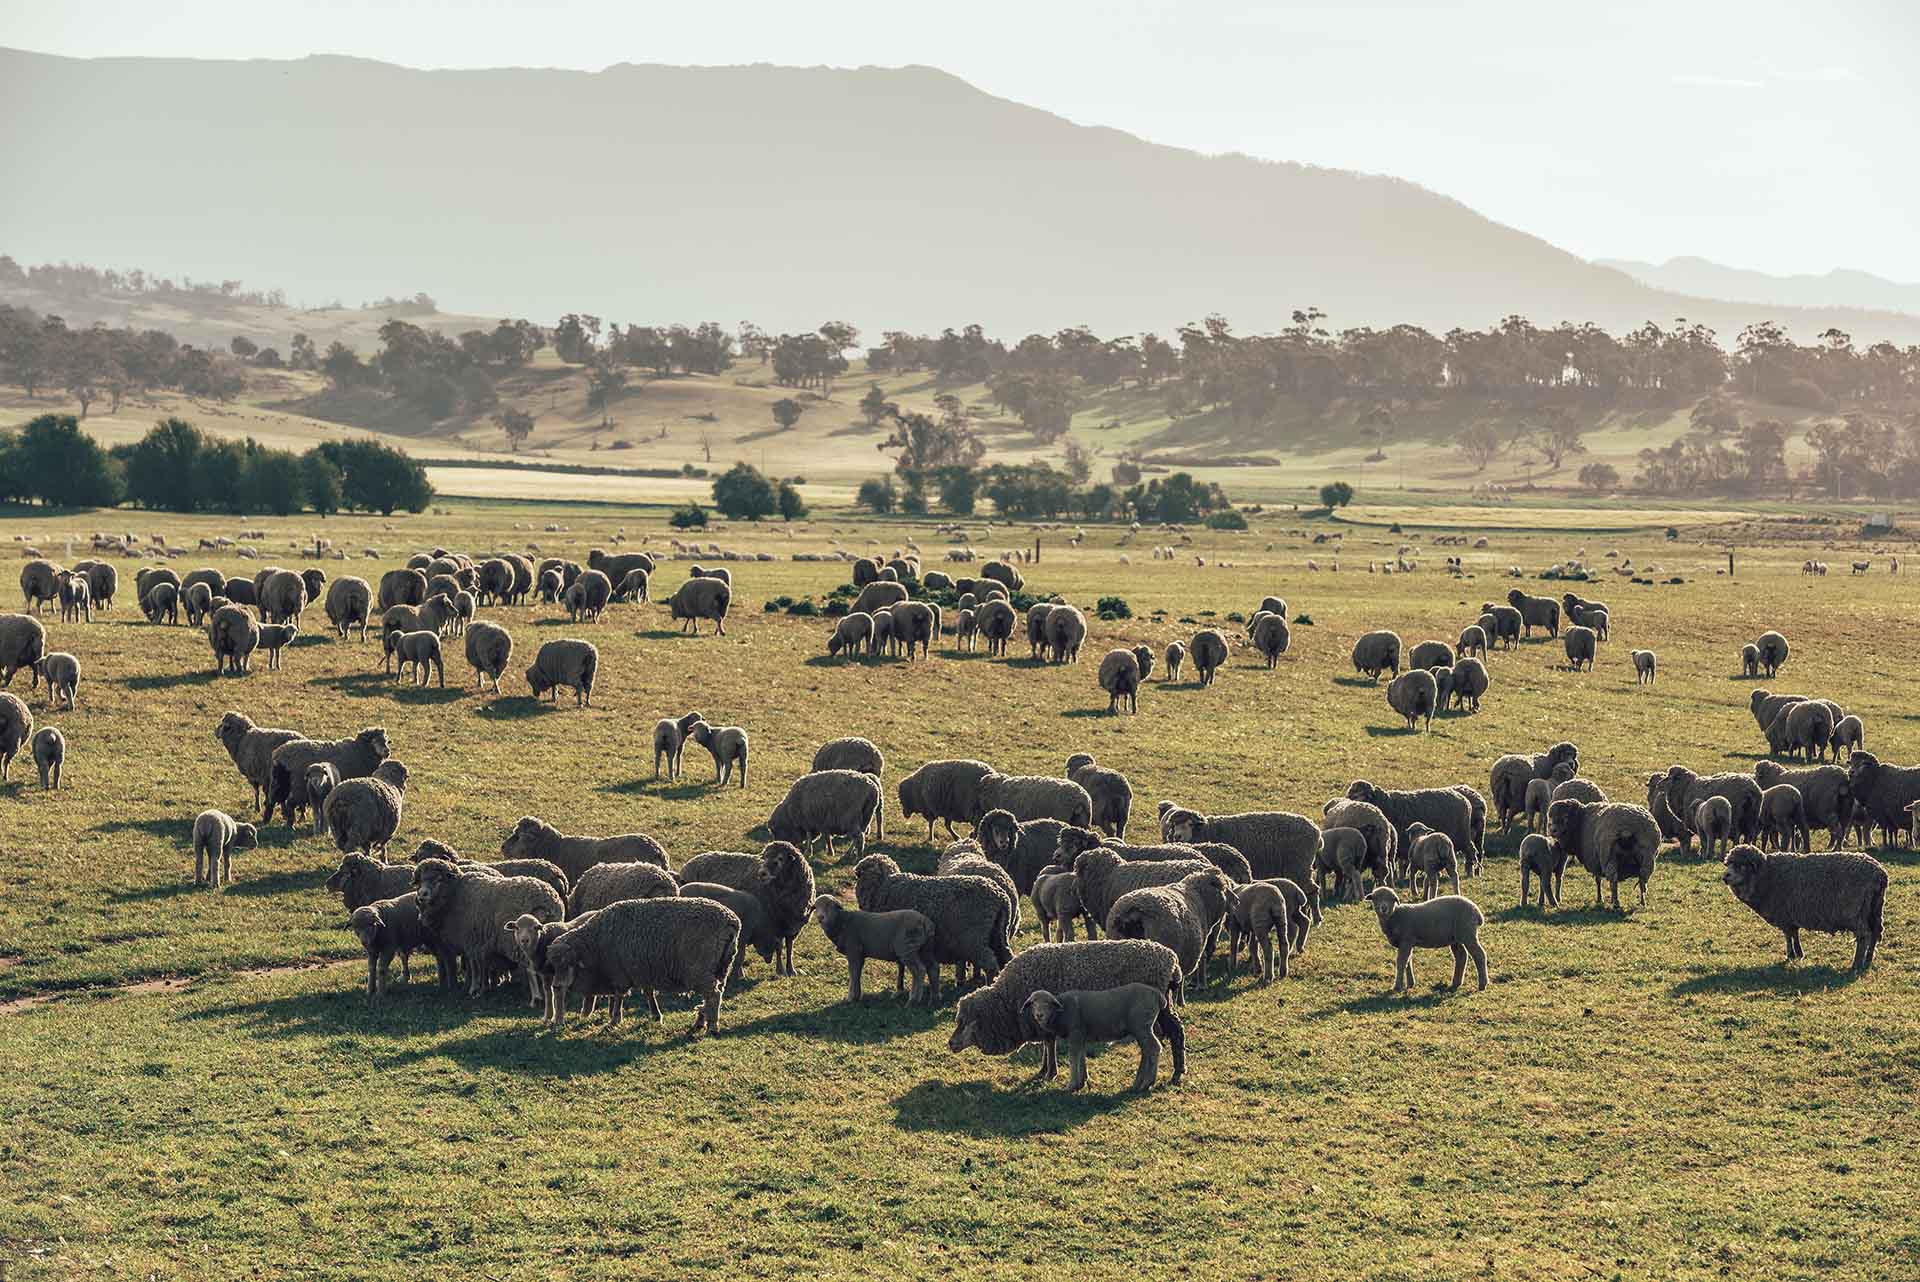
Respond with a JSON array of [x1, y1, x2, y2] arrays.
[[1, 499, 1917, 1279]]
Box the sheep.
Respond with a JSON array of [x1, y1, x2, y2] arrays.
[[1551, 774, 1606, 807], [1096, 648, 1143, 714], [811, 736, 885, 837], [1752, 761, 1852, 849], [57, 572, 90, 623], [1831, 714, 1864, 760], [1171, 628, 1223, 688], [1158, 801, 1321, 887], [1348, 628, 1402, 683], [898, 758, 997, 841], [1346, 779, 1476, 875], [1405, 639, 1451, 672], [686, 722, 749, 787], [678, 881, 779, 984], [1777, 699, 1834, 761], [810, 895, 936, 1002], [1250, 613, 1290, 667], [535, 569, 563, 603], [868, 608, 898, 658], [263, 727, 390, 827], [1020, 984, 1184, 1093], [1402, 823, 1460, 899], [1064, 841, 1214, 936], [1313, 826, 1371, 904], [677, 843, 817, 976], [1506, 588, 1560, 638], [1756, 783, 1811, 853], [1664, 765, 1763, 850], [953, 608, 978, 652], [304, 763, 339, 836], [937, 846, 1020, 972], [1490, 742, 1580, 831], [543, 897, 740, 1034], [981, 560, 1023, 593], [192, 808, 258, 887], [563, 568, 613, 622], [500, 815, 666, 884], [892, 600, 939, 659], [0, 613, 45, 688], [1219, 879, 1301, 982], [1384, 669, 1437, 731], [1319, 799, 1396, 892], [1517, 832, 1567, 909], [1045, 604, 1088, 664], [1032, 870, 1086, 942], [136, 566, 182, 603], [19, 559, 62, 615], [1562, 625, 1597, 672], [1846, 751, 1920, 848], [1755, 630, 1790, 678], [1721, 844, 1888, 970], [462, 620, 513, 694], [323, 759, 410, 857], [1522, 773, 1560, 833], [251, 622, 296, 671], [827, 611, 873, 659], [258, 570, 307, 624], [948, 939, 1184, 1064], [1024, 603, 1055, 659], [763, 769, 878, 860], [378, 568, 428, 610], [213, 712, 303, 809], [1547, 799, 1660, 911], [83, 562, 116, 612], [850, 581, 908, 618], [1692, 795, 1734, 861], [1630, 649, 1657, 684], [1478, 603, 1522, 647], [34, 652, 78, 711], [1749, 689, 1808, 737], [976, 598, 1017, 656], [142, 582, 181, 625], [1366, 886, 1487, 993], [1064, 753, 1131, 839], [30, 724, 63, 789], [977, 810, 1073, 895], [411, 857, 566, 1002], [689, 564, 733, 587], [669, 576, 732, 635], [348, 894, 444, 1002], [853, 853, 1012, 1001], [183, 581, 215, 628], [208, 604, 259, 674], [525, 638, 598, 707], [1741, 643, 1762, 678], [562, 859, 679, 918], [969, 773, 1090, 831], [1163, 640, 1186, 682]]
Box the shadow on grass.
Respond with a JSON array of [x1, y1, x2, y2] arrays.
[[1363, 724, 1428, 738], [473, 697, 564, 721], [122, 670, 223, 691], [221, 866, 332, 898], [1060, 708, 1125, 720], [93, 816, 197, 843], [1669, 960, 1865, 996], [1309, 986, 1482, 1018], [385, 686, 471, 707], [891, 1075, 1143, 1135], [1332, 676, 1383, 689], [289, 633, 331, 649], [308, 672, 401, 696], [601, 778, 712, 799]]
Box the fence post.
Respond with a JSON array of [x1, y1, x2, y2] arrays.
[[1034, 537, 1040, 564], [1728, 550, 1735, 578]]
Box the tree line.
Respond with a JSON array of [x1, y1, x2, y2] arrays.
[[0, 414, 433, 515]]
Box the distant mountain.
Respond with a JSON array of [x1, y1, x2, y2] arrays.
[[5, 48, 1919, 345], [1596, 256, 1920, 318]]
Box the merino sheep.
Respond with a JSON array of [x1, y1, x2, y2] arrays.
[[1456, 625, 1488, 659], [850, 580, 908, 618], [1506, 588, 1560, 638], [1163, 640, 1186, 682], [686, 722, 749, 787], [1020, 984, 1184, 1093], [1752, 761, 1851, 849], [1741, 643, 1762, 678], [1349, 629, 1402, 683], [1064, 753, 1132, 839], [898, 758, 997, 841], [760, 769, 877, 859], [1563, 625, 1597, 671], [1403, 823, 1460, 899], [977, 809, 1073, 895], [1479, 603, 1522, 648], [828, 611, 873, 659], [1367, 886, 1487, 994], [1189, 628, 1229, 686], [892, 600, 939, 659], [1630, 649, 1657, 684], [1490, 742, 1580, 831], [1096, 648, 1143, 714], [678, 880, 779, 984], [263, 726, 390, 828], [412, 857, 566, 1002], [0, 613, 46, 689], [1517, 832, 1567, 909], [562, 859, 678, 917], [1777, 699, 1835, 762], [948, 939, 1183, 1063], [1693, 795, 1735, 861], [30, 724, 63, 789], [325, 853, 418, 916], [192, 808, 259, 887], [1105, 869, 1230, 993], [811, 895, 935, 1002], [323, 759, 410, 856], [677, 843, 816, 976], [213, 712, 302, 809], [1547, 799, 1660, 911], [1755, 630, 1790, 678], [460, 620, 513, 694], [669, 576, 732, 635], [208, 604, 259, 674], [811, 737, 885, 837], [525, 638, 598, 707], [1160, 805, 1321, 894], [348, 893, 447, 1001], [141, 582, 181, 626], [1044, 605, 1088, 665], [976, 773, 1093, 828], [1846, 751, 1920, 848], [1065, 842, 1215, 941], [19, 560, 62, 615], [1756, 783, 1811, 853], [854, 853, 1013, 1001], [302, 762, 339, 835], [1385, 669, 1437, 731], [501, 815, 666, 884], [1025, 603, 1055, 660], [976, 598, 1017, 656], [1219, 879, 1298, 982], [1721, 844, 1887, 970], [1346, 780, 1476, 876], [543, 897, 740, 1034], [1665, 765, 1763, 850], [385, 631, 441, 687], [1831, 714, 1864, 760]]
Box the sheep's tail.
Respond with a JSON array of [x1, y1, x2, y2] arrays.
[[714, 919, 742, 989], [579, 650, 598, 690]]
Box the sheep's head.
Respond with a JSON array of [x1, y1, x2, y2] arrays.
[[411, 857, 459, 908], [1545, 799, 1587, 850], [1366, 885, 1400, 925], [765, 802, 804, 846], [1054, 826, 1105, 866], [1507, 589, 1527, 608], [324, 854, 370, 893], [808, 894, 844, 928], [1019, 990, 1066, 1038], [232, 823, 259, 852], [359, 728, 391, 760], [852, 855, 899, 908], [502, 913, 549, 964], [761, 842, 810, 893], [1406, 822, 1431, 842], [1721, 844, 1767, 901], [524, 665, 551, 697], [977, 810, 1018, 859], [501, 817, 547, 857], [374, 760, 410, 790], [411, 838, 459, 864], [1131, 646, 1154, 680], [676, 711, 707, 735], [349, 906, 383, 950], [1848, 752, 1879, 789], [1346, 780, 1385, 808], [1162, 809, 1204, 844]]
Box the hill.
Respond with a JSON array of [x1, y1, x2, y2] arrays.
[[1598, 256, 1920, 317], [7, 49, 1920, 345]]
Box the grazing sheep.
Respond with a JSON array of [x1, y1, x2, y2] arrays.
[[19, 560, 62, 615], [1832, 714, 1864, 760], [685, 722, 749, 787], [1219, 879, 1298, 982], [1065, 842, 1215, 939], [678, 881, 779, 984], [1547, 799, 1660, 911], [501, 815, 666, 884], [1064, 753, 1132, 839], [975, 772, 1092, 829], [1748, 689, 1808, 737], [1385, 669, 1437, 731], [377, 568, 428, 610], [811, 895, 935, 1002], [304, 762, 339, 836], [1550, 774, 1606, 807], [0, 613, 46, 688], [1752, 761, 1851, 849], [1506, 588, 1560, 638], [1562, 625, 1597, 672], [142, 582, 181, 626], [1517, 832, 1567, 909], [33, 652, 78, 711], [1721, 844, 1888, 970], [981, 561, 1023, 593], [1741, 643, 1762, 678], [1032, 870, 1086, 942], [1163, 640, 1186, 681], [192, 809, 259, 887], [1044, 605, 1088, 665], [462, 620, 513, 694], [525, 638, 598, 707], [1250, 613, 1291, 667], [854, 853, 1012, 1001], [323, 759, 410, 857], [1367, 886, 1487, 994], [563, 859, 679, 916], [1402, 823, 1460, 899], [1189, 628, 1229, 686], [31, 724, 63, 789], [1846, 751, 1920, 848], [412, 857, 566, 1002], [828, 611, 873, 659], [543, 897, 740, 1034], [1630, 649, 1657, 684], [669, 576, 733, 635], [1456, 625, 1488, 659], [1106, 868, 1231, 994], [850, 580, 908, 618], [977, 809, 1074, 895], [1096, 648, 1143, 714], [1350, 629, 1402, 682], [264, 727, 391, 828], [1490, 742, 1581, 831], [83, 562, 116, 612], [1665, 765, 1763, 850], [677, 843, 816, 976], [898, 758, 997, 841], [1693, 795, 1735, 861], [767, 769, 882, 859], [208, 604, 259, 674], [1778, 699, 1834, 761], [1755, 630, 1790, 678], [1406, 639, 1452, 671], [1756, 783, 1811, 853], [348, 893, 445, 1002], [947, 940, 1183, 1064], [976, 598, 1017, 656], [1445, 657, 1490, 714], [811, 737, 886, 837], [213, 712, 303, 809], [1020, 984, 1184, 1093]]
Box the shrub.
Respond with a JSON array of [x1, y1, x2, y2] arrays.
[[786, 599, 818, 617], [1095, 595, 1132, 621], [670, 502, 709, 529], [1205, 509, 1248, 530], [1319, 481, 1354, 509]]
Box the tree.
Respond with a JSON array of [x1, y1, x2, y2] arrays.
[[878, 408, 983, 476], [1532, 414, 1587, 470], [124, 417, 205, 511], [935, 466, 978, 515], [288, 332, 316, 371], [856, 476, 896, 514], [229, 336, 258, 359], [669, 501, 709, 529], [242, 446, 305, 516], [1061, 436, 1094, 485], [552, 313, 601, 364], [586, 358, 626, 426], [315, 439, 432, 515], [859, 383, 889, 426], [776, 480, 807, 521], [302, 451, 342, 516], [1111, 460, 1141, 487], [1576, 462, 1620, 492], [12, 414, 122, 507], [1318, 481, 1354, 509], [711, 461, 777, 520], [1458, 423, 1503, 471], [493, 407, 534, 451], [772, 397, 805, 432]]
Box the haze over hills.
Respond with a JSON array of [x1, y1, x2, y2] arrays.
[[1597, 256, 1920, 318], [5, 47, 1920, 348]]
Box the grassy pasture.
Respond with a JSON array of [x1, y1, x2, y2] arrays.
[[1, 500, 1918, 1280]]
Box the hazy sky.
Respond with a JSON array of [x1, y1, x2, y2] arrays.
[[6, 0, 1915, 280]]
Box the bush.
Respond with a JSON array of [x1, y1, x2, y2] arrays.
[[824, 600, 849, 617], [764, 596, 795, 613], [670, 502, 709, 529], [1095, 595, 1132, 621], [786, 599, 818, 617], [1318, 481, 1354, 509], [1205, 509, 1248, 530]]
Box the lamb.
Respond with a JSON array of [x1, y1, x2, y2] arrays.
[[1025, 603, 1055, 659], [1346, 780, 1476, 873], [525, 638, 598, 706], [536, 569, 563, 603], [326, 853, 418, 914], [411, 857, 566, 1002], [1386, 669, 1437, 731], [543, 897, 741, 1034], [208, 604, 258, 673], [1506, 588, 1560, 638], [1163, 640, 1186, 682], [213, 712, 303, 810], [0, 613, 47, 687], [1319, 799, 1397, 893], [1350, 629, 1402, 682], [1250, 613, 1290, 667], [651, 710, 707, 781], [1479, 603, 1523, 647], [953, 608, 977, 652], [1065, 842, 1215, 939], [686, 722, 750, 787], [191, 808, 259, 887], [977, 809, 1073, 894], [462, 620, 513, 694], [1314, 826, 1371, 903], [1064, 753, 1132, 838], [811, 736, 885, 837], [1846, 751, 1920, 848], [1367, 887, 1487, 994], [304, 763, 339, 836], [1547, 798, 1660, 911], [1692, 795, 1734, 861], [827, 611, 873, 659], [1160, 806, 1323, 903], [1523, 775, 1559, 833], [561, 568, 613, 622], [1189, 628, 1229, 686], [1490, 742, 1580, 830], [677, 843, 817, 977], [1031, 870, 1086, 942], [810, 895, 935, 1002], [1741, 643, 1761, 678], [323, 759, 410, 857], [1219, 879, 1299, 982], [1562, 625, 1597, 672], [611, 568, 651, 604], [1754, 630, 1790, 678], [975, 772, 1093, 828], [1402, 823, 1460, 899], [254, 622, 297, 670], [1753, 761, 1852, 849], [1456, 624, 1488, 659], [767, 769, 882, 860], [183, 581, 215, 628], [500, 815, 667, 884], [868, 608, 897, 658], [1020, 984, 1184, 1093], [57, 572, 90, 623], [348, 893, 445, 1002], [1832, 714, 1864, 760], [1664, 765, 1763, 850], [388, 631, 443, 687], [1721, 844, 1888, 970], [1631, 649, 1657, 684], [31, 724, 63, 789], [678, 881, 779, 984], [897, 758, 997, 841], [1096, 648, 1144, 714], [264, 727, 391, 828], [34, 652, 78, 710], [1517, 832, 1567, 909], [853, 853, 1012, 1001], [1757, 783, 1810, 853], [947, 939, 1184, 1062]]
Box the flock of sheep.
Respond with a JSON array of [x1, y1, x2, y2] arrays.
[[3, 531, 1901, 1094]]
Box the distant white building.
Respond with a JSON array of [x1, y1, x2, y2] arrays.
[[1864, 511, 1895, 535]]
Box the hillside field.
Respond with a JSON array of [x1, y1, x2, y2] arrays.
[[0, 498, 1916, 1279]]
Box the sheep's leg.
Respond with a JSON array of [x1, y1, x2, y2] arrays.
[[365, 954, 379, 1003], [1449, 943, 1467, 991], [1130, 1031, 1159, 1092]]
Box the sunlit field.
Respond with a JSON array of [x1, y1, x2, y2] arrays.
[[2, 498, 1917, 1281]]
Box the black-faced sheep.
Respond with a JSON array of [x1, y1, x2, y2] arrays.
[[1721, 844, 1887, 970]]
